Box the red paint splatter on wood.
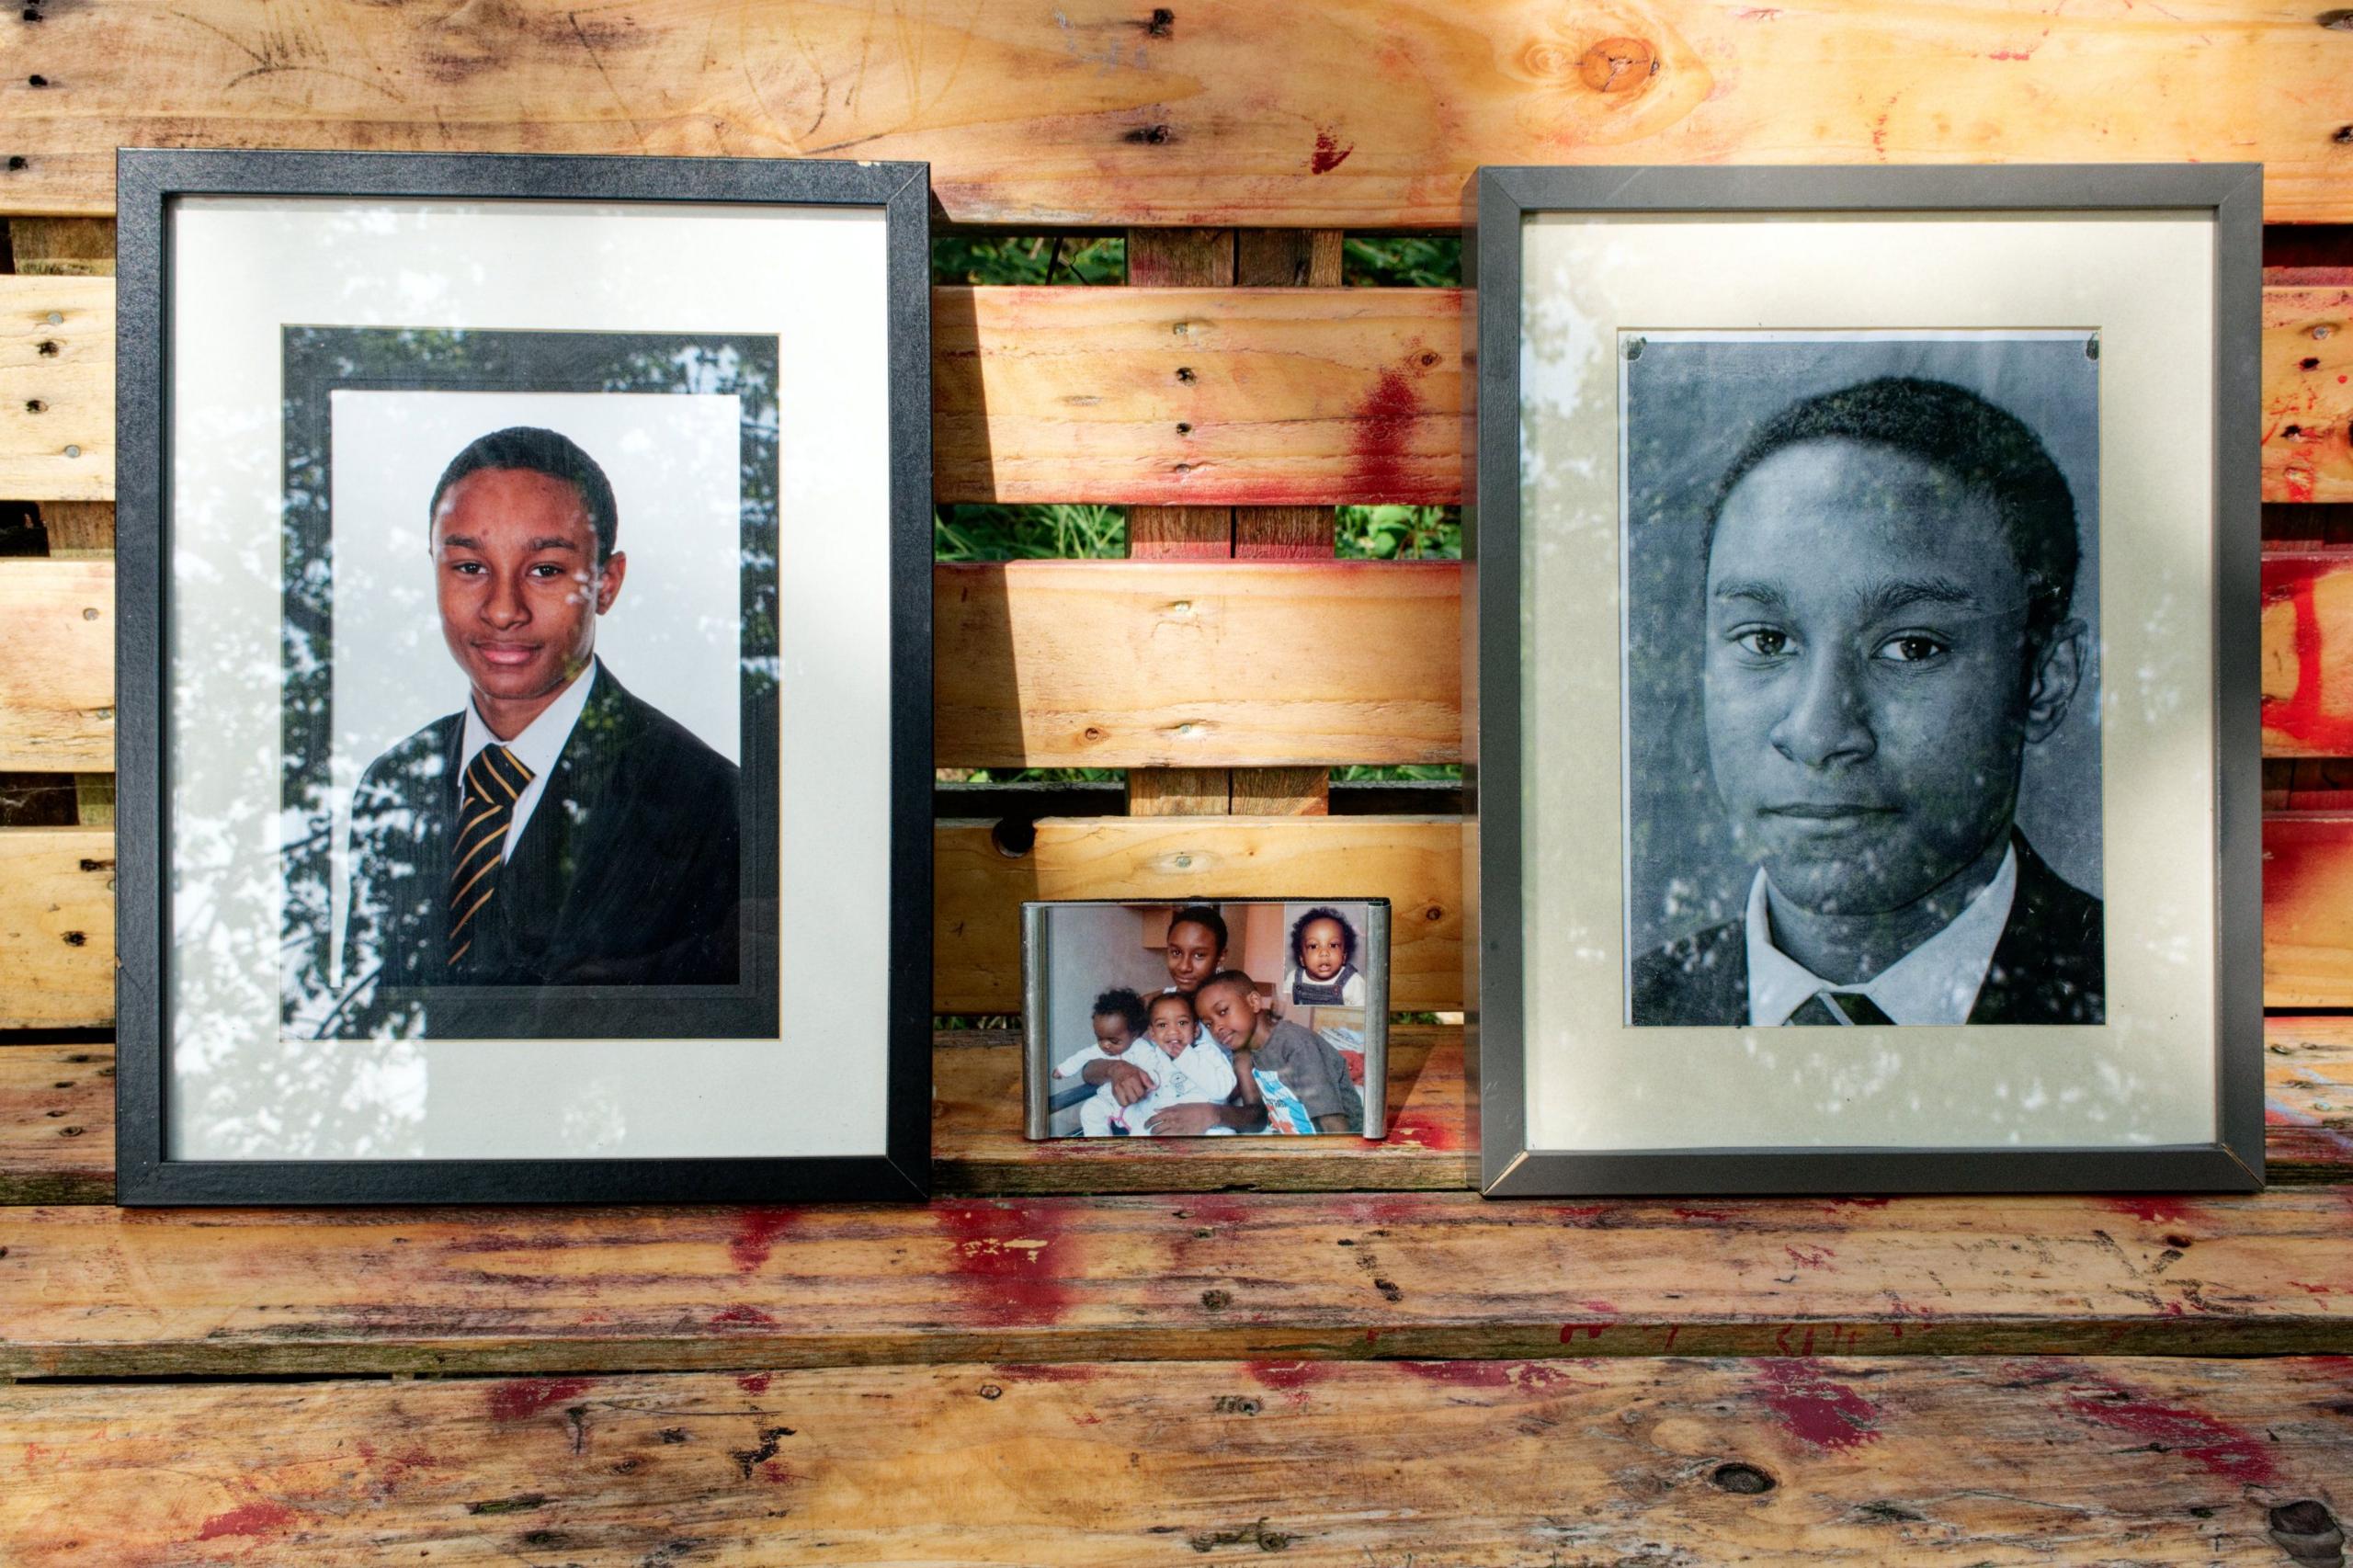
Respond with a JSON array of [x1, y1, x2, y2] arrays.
[[710, 1304, 778, 1328], [1785, 1244, 1836, 1270], [1547, 1204, 1609, 1226], [1069, 1411, 1104, 1426], [1348, 366, 1425, 502], [1752, 1361, 1881, 1451], [937, 1201, 1072, 1328], [1664, 1325, 1681, 1351], [1309, 129, 1354, 174], [729, 1208, 801, 1273], [1177, 1197, 1253, 1231], [2262, 557, 2353, 753], [1559, 1323, 1608, 1342], [2064, 1380, 2278, 1484], [990, 1364, 1096, 1383], [2289, 1280, 2340, 1295], [485, 1377, 594, 1423], [1248, 1360, 1329, 1392], [195, 1502, 296, 1541], [2102, 1195, 2199, 1225], [1675, 1206, 1738, 1223], [759, 1461, 796, 1484], [1988, 48, 2033, 59], [1403, 1360, 1575, 1391], [1386, 1108, 1456, 1151], [738, 1373, 772, 1392]]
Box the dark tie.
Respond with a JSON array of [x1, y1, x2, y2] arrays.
[[448, 744, 533, 971], [1786, 990, 1896, 1027]]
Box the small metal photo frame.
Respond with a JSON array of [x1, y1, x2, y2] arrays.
[[1470, 164, 2264, 1197]]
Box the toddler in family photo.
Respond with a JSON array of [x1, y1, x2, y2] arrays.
[[1078, 991, 1240, 1136], [1284, 906, 1367, 1007], [1053, 987, 1149, 1096]]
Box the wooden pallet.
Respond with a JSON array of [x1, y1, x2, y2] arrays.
[[7, 6, 2353, 1556]]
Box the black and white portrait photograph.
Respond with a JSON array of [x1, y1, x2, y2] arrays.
[[1620, 333, 2104, 1031], [1022, 900, 1390, 1141], [278, 328, 781, 1042]]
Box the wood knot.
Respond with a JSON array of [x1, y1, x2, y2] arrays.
[[1122, 123, 1175, 145], [2303, 357, 2324, 370], [2336, 125, 2353, 144], [1200, 1288, 1233, 1310], [978, 1384, 1003, 1400], [2268, 1500, 2345, 1565], [1143, 6, 1175, 36], [1579, 37, 1659, 93], [1711, 1461, 1777, 1494]]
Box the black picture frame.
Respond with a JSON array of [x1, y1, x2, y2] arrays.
[[1467, 164, 2265, 1197], [114, 148, 935, 1204]]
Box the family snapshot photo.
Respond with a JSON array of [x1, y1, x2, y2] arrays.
[[1023, 901, 1391, 1141], [1473, 165, 2265, 1195], [115, 150, 935, 1203]]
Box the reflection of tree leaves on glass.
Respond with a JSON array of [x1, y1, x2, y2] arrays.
[[278, 326, 781, 1046]]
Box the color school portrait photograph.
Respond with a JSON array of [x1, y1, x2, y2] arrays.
[[1022, 900, 1391, 1141], [275, 328, 781, 1044]]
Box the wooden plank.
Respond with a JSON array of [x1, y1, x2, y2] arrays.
[[5, 216, 112, 278], [21, 1018, 2353, 1204], [9, 2, 2353, 224], [4, 1358, 2350, 1565], [2263, 551, 2353, 757], [0, 276, 109, 502], [934, 563, 1458, 774], [0, 1043, 109, 1205], [937, 815, 1460, 1015], [36, 499, 111, 555], [2265, 288, 2353, 505], [0, 828, 111, 1029], [5, 1187, 2353, 1375], [17, 812, 2353, 1026], [0, 560, 110, 770], [11, 277, 2348, 506]]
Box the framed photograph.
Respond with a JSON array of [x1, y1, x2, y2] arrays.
[[114, 148, 934, 1203], [1470, 165, 2263, 1195], [1021, 900, 1391, 1139]]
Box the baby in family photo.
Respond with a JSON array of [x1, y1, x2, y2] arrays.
[[1062, 989, 1238, 1136], [1282, 906, 1367, 1008]]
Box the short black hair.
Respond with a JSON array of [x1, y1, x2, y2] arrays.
[[429, 426, 620, 563], [1194, 969, 1258, 1006], [1290, 906, 1358, 969], [1147, 990, 1196, 1023], [1092, 986, 1150, 1037], [1165, 904, 1230, 956], [1707, 377, 2079, 649]]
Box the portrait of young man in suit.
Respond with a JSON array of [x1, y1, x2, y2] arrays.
[[342, 426, 743, 996], [1630, 375, 2105, 1028]]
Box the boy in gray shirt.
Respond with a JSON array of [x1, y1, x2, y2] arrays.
[[1192, 969, 1365, 1134]]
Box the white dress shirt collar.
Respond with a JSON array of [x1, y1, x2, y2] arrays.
[[458, 658, 598, 862], [1744, 842, 2018, 1027]]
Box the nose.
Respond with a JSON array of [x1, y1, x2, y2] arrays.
[[480, 569, 529, 630], [1769, 647, 1877, 768]]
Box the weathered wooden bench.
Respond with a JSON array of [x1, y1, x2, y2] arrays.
[[4, 4, 2353, 1559]]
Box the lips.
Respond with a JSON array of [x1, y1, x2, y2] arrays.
[[471, 642, 542, 667], [1763, 802, 1899, 823]]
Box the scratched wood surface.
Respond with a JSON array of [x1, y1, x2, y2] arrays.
[[8, 0, 2353, 225], [4, 1187, 2351, 1377], [0, 561, 112, 771], [20, 1017, 2353, 1206], [5, 278, 2345, 506], [6, 1357, 2350, 1566]]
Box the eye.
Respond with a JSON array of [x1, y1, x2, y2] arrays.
[[449, 560, 483, 575], [529, 562, 567, 579], [1731, 627, 1792, 659], [1874, 632, 1949, 664]]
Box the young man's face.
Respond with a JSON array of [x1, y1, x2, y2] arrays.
[[1092, 1011, 1136, 1053], [1703, 437, 2082, 917], [1193, 981, 1262, 1051], [1297, 918, 1347, 982], [1163, 920, 1223, 992], [1147, 998, 1195, 1057], [432, 467, 626, 729]]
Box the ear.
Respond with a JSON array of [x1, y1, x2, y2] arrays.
[[594, 550, 628, 615], [2022, 617, 2087, 744]]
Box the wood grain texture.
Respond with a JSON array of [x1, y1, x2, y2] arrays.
[[2264, 551, 2353, 756], [0, 276, 109, 502], [7, 2, 2353, 224], [5, 1188, 2353, 1375], [2265, 289, 2353, 505], [6, 216, 114, 277], [2263, 813, 2353, 1007], [28, 277, 2351, 506], [5, 1358, 2350, 1565], [936, 815, 1460, 1015], [20, 1018, 2353, 1203], [935, 561, 1459, 768], [0, 828, 112, 1028], [0, 561, 111, 770], [36, 500, 112, 555]]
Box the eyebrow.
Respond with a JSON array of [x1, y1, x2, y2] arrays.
[[1854, 577, 1981, 619], [438, 534, 583, 553], [1711, 578, 1788, 609]]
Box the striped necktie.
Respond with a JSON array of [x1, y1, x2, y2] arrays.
[[1786, 990, 1896, 1027], [448, 743, 534, 971]]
